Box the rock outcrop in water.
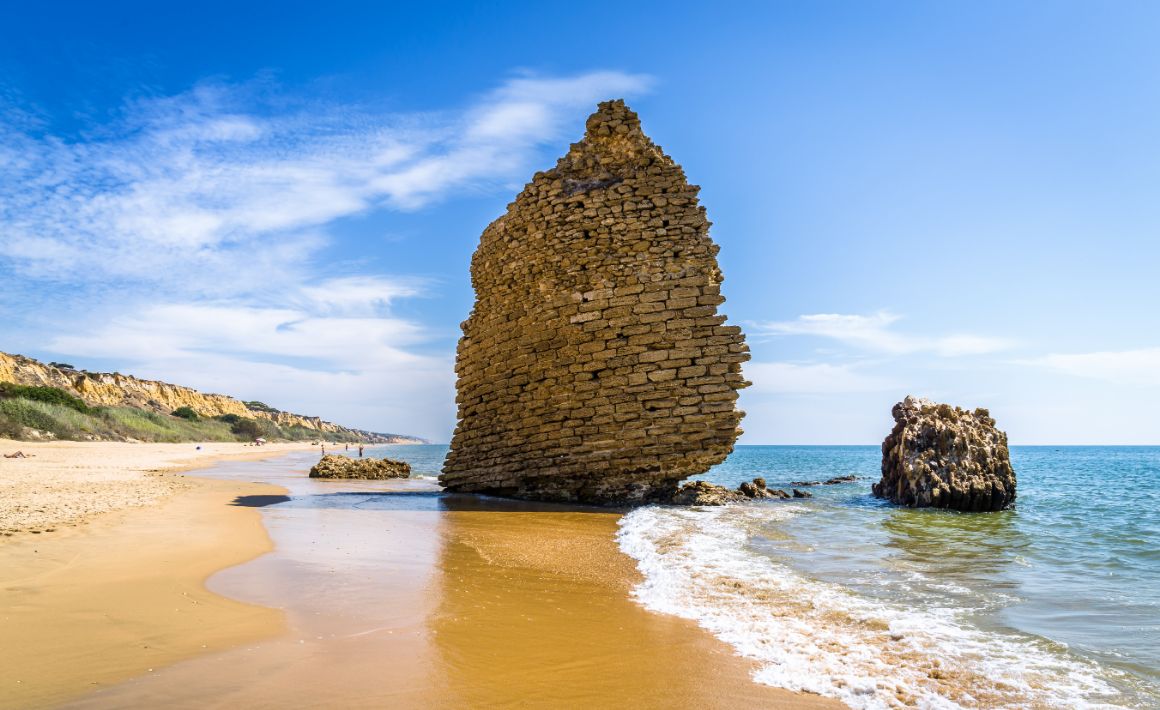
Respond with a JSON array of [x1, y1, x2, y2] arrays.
[[440, 100, 750, 504], [874, 396, 1016, 512], [309, 455, 411, 480], [668, 478, 791, 505]]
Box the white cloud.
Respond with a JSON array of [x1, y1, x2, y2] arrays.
[[44, 275, 453, 440], [0, 71, 652, 438], [1020, 347, 1160, 387], [744, 361, 899, 394], [753, 311, 1011, 357], [0, 71, 652, 294]]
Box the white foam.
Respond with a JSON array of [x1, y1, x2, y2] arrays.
[[617, 505, 1132, 709]]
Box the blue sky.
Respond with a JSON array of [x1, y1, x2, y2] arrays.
[[2, 1, 1158, 443]]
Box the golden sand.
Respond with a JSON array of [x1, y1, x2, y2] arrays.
[[0, 439, 316, 537], [0, 474, 285, 709], [1, 445, 837, 708]]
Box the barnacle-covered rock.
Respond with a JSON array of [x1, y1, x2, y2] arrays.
[[874, 396, 1016, 512], [310, 455, 411, 480]]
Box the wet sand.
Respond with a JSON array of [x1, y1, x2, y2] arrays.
[[62, 453, 838, 709]]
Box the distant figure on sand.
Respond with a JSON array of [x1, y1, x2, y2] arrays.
[[321, 445, 326, 456], [345, 444, 349, 451], [358, 445, 364, 458]]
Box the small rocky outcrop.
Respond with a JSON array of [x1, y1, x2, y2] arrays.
[[309, 455, 411, 480], [666, 477, 792, 505], [790, 475, 857, 486], [873, 396, 1016, 512], [667, 480, 744, 505]]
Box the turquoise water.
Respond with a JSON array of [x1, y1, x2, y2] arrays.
[[377, 444, 1160, 708]]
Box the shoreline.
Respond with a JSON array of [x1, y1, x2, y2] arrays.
[[57, 451, 839, 709]]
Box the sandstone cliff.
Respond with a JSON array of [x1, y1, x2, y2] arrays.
[[441, 100, 750, 504], [874, 395, 1016, 512], [0, 351, 422, 444]]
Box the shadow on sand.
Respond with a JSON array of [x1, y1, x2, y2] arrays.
[[230, 489, 623, 514]]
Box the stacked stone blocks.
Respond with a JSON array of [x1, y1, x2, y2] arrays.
[[440, 100, 749, 503]]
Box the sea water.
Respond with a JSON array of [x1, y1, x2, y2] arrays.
[[377, 444, 1160, 709]]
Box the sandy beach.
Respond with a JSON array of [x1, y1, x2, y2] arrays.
[[0, 439, 316, 537], [1, 446, 838, 709]]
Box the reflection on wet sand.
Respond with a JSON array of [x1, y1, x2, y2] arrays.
[[69, 469, 835, 709], [431, 500, 833, 708]]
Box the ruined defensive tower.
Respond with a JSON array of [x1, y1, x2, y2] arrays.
[[440, 100, 749, 504]]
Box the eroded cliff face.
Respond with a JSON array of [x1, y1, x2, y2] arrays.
[[0, 351, 417, 442], [440, 100, 750, 504], [874, 396, 1016, 512]]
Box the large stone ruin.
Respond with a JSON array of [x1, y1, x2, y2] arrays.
[[440, 100, 750, 504], [874, 396, 1017, 512]]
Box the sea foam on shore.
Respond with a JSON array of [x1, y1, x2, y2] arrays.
[[618, 503, 1129, 709]]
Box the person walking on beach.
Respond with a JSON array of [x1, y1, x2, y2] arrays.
[[358, 445, 364, 458]]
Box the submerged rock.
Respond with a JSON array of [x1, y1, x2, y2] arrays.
[[873, 396, 1016, 512], [309, 454, 411, 480], [790, 475, 857, 486], [440, 100, 749, 504], [792, 489, 812, 498]]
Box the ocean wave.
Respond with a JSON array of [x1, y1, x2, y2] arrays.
[[617, 504, 1131, 709]]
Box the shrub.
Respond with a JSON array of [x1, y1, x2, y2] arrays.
[[231, 417, 270, 439], [0, 383, 92, 414], [244, 401, 279, 414], [172, 406, 199, 420], [0, 416, 25, 439], [216, 413, 242, 425], [0, 399, 63, 432]]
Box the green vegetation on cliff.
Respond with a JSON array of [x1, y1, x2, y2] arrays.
[[0, 385, 379, 443], [1, 351, 425, 444], [0, 382, 93, 414]]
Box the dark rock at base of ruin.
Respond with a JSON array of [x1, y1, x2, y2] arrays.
[[309, 454, 411, 480], [740, 477, 790, 500], [440, 99, 749, 504], [873, 395, 1016, 512], [667, 481, 744, 506], [667, 478, 792, 505], [792, 488, 812, 498]]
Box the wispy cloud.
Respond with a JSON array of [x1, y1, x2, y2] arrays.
[[44, 275, 453, 439], [745, 360, 899, 394], [752, 311, 1011, 357], [0, 70, 652, 294], [1020, 347, 1160, 387], [0, 70, 651, 439]]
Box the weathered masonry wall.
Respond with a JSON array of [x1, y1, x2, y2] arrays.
[[440, 100, 750, 504]]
